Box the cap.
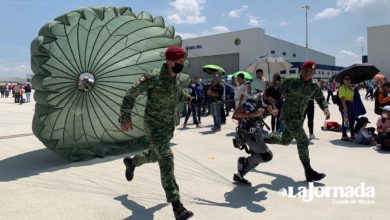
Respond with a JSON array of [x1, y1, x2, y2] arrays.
[[301, 60, 316, 70], [357, 116, 370, 124], [165, 46, 186, 61], [381, 105, 390, 112]]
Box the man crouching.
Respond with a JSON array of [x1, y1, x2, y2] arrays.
[[232, 86, 281, 185]]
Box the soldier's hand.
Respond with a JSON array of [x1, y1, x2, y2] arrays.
[[121, 122, 133, 132], [324, 110, 330, 120]]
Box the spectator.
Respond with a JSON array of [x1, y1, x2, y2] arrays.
[[374, 83, 390, 115], [14, 83, 21, 103], [270, 73, 283, 134], [338, 74, 355, 141], [353, 117, 376, 146], [234, 73, 248, 109], [376, 105, 390, 151], [365, 80, 374, 100], [183, 76, 203, 128], [207, 77, 224, 132], [250, 68, 266, 95], [25, 83, 32, 103], [326, 80, 334, 103], [0, 86, 4, 98]]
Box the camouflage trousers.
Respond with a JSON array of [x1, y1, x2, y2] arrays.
[[265, 119, 310, 163], [133, 120, 179, 203]]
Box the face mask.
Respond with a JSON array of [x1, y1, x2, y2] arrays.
[[382, 113, 388, 118], [275, 76, 281, 81], [172, 63, 184, 73]]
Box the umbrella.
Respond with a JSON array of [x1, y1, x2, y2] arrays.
[[202, 64, 226, 75], [334, 64, 380, 84], [374, 73, 385, 79], [246, 54, 292, 81], [30, 6, 190, 161], [232, 70, 254, 80]]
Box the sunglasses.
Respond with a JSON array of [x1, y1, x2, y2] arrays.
[[344, 78, 351, 80]]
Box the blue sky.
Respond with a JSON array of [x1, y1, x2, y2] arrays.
[[0, 0, 389, 78]]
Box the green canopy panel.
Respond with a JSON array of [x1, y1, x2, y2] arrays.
[[31, 6, 190, 161]]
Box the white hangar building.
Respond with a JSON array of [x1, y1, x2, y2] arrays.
[[182, 28, 343, 82]]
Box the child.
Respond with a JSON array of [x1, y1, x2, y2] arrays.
[[353, 117, 376, 146], [376, 105, 390, 151]]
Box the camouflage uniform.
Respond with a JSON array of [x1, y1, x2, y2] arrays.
[[274, 76, 328, 163], [120, 63, 190, 203]]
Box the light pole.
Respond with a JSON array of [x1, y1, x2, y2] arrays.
[[302, 4, 310, 60]]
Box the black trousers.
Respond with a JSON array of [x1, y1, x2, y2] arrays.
[[304, 100, 315, 135]]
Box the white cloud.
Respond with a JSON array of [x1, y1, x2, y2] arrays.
[[167, 14, 182, 24], [228, 5, 248, 18], [339, 50, 359, 59], [248, 16, 265, 27], [0, 63, 32, 77], [0, 64, 31, 73], [176, 32, 198, 39], [202, 26, 230, 36], [337, 50, 361, 66], [167, 0, 206, 24], [337, 0, 376, 12], [355, 36, 366, 45], [336, 0, 390, 18], [278, 21, 289, 27], [314, 8, 341, 20]]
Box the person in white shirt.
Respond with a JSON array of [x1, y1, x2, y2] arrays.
[[234, 73, 248, 109], [250, 68, 266, 95]]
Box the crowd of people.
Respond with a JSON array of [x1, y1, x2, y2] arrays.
[[0, 83, 32, 104], [178, 67, 390, 152]]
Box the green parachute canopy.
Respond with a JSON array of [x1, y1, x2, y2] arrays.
[[31, 7, 190, 161]]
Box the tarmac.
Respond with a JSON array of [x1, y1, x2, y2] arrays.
[[0, 92, 389, 220]]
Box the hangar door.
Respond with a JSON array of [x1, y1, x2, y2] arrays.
[[187, 53, 239, 81]]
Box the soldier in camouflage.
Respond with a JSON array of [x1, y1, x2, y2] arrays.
[[266, 60, 330, 182], [120, 46, 193, 220]]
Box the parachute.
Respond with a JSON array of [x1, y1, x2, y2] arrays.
[[31, 6, 190, 161]]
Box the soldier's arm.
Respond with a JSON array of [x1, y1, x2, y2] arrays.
[[179, 87, 192, 102], [119, 74, 155, 123], [280, 78, 291, 96], [313, 85, 329, 112]]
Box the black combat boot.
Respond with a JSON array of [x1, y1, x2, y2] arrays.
[[123, 157, 135, 181], [302, 161, 326, 182], [172, 200, 193, 220], [233, 157, 252, 186]]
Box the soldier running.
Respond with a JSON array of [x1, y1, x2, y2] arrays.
[[120, 46, 193, 220], [265, 61, 330, 182]]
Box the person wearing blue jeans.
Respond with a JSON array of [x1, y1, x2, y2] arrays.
[[338, 74, 355, 141], [207, 77, 224, 132], [183, 77, 203, 128]]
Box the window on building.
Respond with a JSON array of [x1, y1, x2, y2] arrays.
[[289, 69, 296, 74], [271, 50, 275, 54], [280, 70, 286, 74], [327, 72, 329, 75], [282, 52, 286, 56], [292, 53, 296, 57]]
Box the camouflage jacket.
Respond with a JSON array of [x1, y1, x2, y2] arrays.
[[120, 64, 190, 124], [280, 75, 328, 121]]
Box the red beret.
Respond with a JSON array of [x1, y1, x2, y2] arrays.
[[301, 60, 316, 69], [165, 46, 186, 61]]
